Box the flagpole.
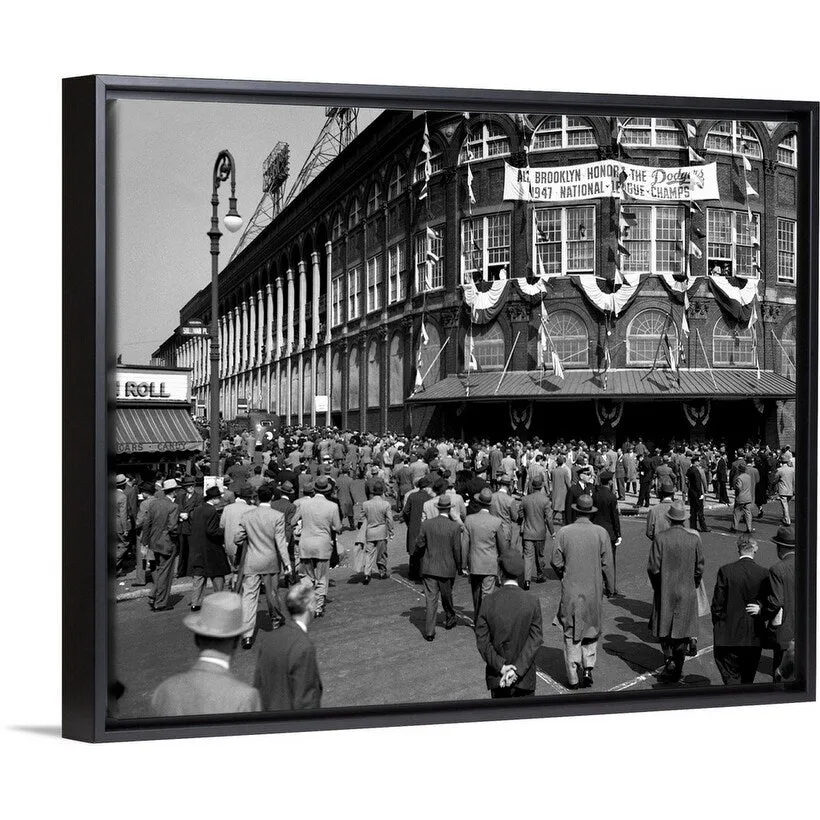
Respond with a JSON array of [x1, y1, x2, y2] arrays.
[[771, 328, 796, 371], [644, 311, 672, 379], [411, 337, 450, 397], [494, 332, 520, 395], [696, 328, 718, 391]]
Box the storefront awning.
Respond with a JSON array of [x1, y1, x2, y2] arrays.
[[406, 368, 796, 404], [114, 407, 204, 455]]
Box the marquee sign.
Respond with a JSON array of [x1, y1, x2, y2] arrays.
[[115, 369, 191, 402], [503, 160, 719, 203]]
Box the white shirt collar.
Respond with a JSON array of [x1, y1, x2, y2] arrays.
[[294, 620, 308, 634], [198, 653, 230, 671], [502, 580, 519, 587], [738, 554, 754, 561]]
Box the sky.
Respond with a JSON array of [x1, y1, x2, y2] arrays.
[[111, 99, 381, 363]]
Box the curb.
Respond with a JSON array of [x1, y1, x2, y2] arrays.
[[116, 580, 193, 602]]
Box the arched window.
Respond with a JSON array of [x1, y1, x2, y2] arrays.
[[713, 317, 756, 367], [777, 133, 797, 167], [705, 121, 762, 158], [366, 181, 382, 215], [531, 115, 596, 151], [348, 346, 360, 409], [387, 165, 405, 200], [619, 117, 685, 148], [780, 319, 796, 380], [458, 121, 510, 163], [303, 359, 312, 416], [331, 351, 342, 412], [348, 197, 361, 229], [416, 322, 441, 386], [414, 145, 443, 182], [316, 355, 326, 410], [367, 339, 380, 407], [389, 333, 404, 404], [540, 310, 589, 368], [627, 309, 676, 366], [331, 213, 343, 240], [469, 322, 505, 371]]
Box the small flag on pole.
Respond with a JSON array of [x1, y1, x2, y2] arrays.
[[746, 181, 758, 198], [551, 351, 565, 380], [682, 291, 690, 336], [688, 146, 705, 164], [664, 333, 677, 373], [420, 317, 429, 346], [467, 159, 476, 206], [686, 122, 697, 141], [742, 154, 752, 172], [688, 240, 703, 259], [419, 118, 431, 201]]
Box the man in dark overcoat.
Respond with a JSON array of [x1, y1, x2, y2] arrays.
[[188, 485, 231, 611], [591, 470, 622, 595], [648, 500, 705, 682], [402, 475, 433, 582]]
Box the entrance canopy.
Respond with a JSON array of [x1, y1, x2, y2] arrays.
[[114, 407, 204, 455], [406, 368, 795, 404]]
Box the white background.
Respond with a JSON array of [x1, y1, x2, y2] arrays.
[[1, 2, 817, 817]]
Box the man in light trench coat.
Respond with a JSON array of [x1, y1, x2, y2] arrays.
[[551, 494, 614, 689]]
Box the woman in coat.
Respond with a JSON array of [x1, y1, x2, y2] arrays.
[[187, 486, 231, 610]]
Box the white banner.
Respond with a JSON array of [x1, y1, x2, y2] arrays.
[[504, 160, 719, 203]]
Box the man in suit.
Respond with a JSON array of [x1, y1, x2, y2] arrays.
[[592, 470, 623, 595], [711, 534, 769, 685], [463, 487, 504, 620], [552, 494, 614, 689], [564, 465, 595, 525], [475, 551, 543, 698], [415, 496, 462, 641], [220, 486, 254, 590], [359, 479, 394, 582], [292, 476, 342, 618], [645, 491, 674, 543], [392, 456, 414, 510], [550, 455, 572, 525], [520, 474, 555, 589], [144, 479, 180, 612], [188, 485, 231, 612], [490, 475, 521, 553], [731, 460, 754, 534], [403, 475, 434, 583], [174, 475, 203, 577], [234, 483, 291, 649], [254, 581, 323, 711], [773, 454, 795, 526], [648, 500, 705, 682], [715, 447, 730, 505], [270, 483, 298, 580], [686, 459, 710, 532], [152, 591, 260, 716], [488, 443, 504, 490], [112, 474, 130, 572], [752, 524, 796, 678]]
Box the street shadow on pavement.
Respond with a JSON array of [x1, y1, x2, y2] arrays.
[[535, 646, 569, 685], [608, 594, 652, 621], [649, 672, 712, 690], [400, 604, 472, 637], [602, 633, 665, 675]]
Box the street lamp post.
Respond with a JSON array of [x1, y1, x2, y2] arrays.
[[208, 150, 242, 475]]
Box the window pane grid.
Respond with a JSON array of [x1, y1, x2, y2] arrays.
[[331, 276, 344, 326], [366, 256, 382, 312], [347, 267, 360, 319], [713, 322, 755, 366], [628, 310, 675, 365], [415, 231, 444, 291], [777, 134, 797, 167], [777, 219, 796, 283], [532, 115, 595, 150]]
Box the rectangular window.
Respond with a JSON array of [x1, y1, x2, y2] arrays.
[[347, 267, 360, 319], [707, 209, 760, 277], [331, 275, 344, 326], [777, 218, 796, 284], [414, 229, 444, 292], [366, 255, 382, 313], [387, 243, 406, 304], [461, 213, 511, 283], [533, 206, 595, 275], [621, 205, 684, 274]]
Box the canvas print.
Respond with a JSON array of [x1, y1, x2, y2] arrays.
[[108, 100, 801, 721]]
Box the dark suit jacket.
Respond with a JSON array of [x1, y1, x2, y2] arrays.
[[564, 481, 591, 525], [416, 514, 462, 578], [711, 557, 768, 646], [764, 553, 796, 649], [174, 488, 203, 535], [403, 488, 430, 554], [475, 584, 543, 691], [686, 464, 705, 497], [591, 484, 620, 542], [254, 623, 323, 711]]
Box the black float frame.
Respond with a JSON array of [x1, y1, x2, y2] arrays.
[[63, 75, 819, 743]]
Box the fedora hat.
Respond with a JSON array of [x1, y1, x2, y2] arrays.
[[474, 487, 493, 506], [183, 591, 245, 638], [772, 524, 795, 547], [498, 475, 512, 485], [598, 469, 613, 483], [279, 480, 294, 494], [181, 475, 196, 487], [436, 495, 452, 510], [499, 550, 524, 578], [666, 501, 687, 522], [571, 494, 597, 514], [204, 485, 222, 500], [115, 474, 127, 486], [314, 476, 333, 494], [162, 478, 179, 491]]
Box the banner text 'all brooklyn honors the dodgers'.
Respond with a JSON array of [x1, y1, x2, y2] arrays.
[[503, 159, 720, 203]]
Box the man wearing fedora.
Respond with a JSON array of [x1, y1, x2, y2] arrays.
[[463, 487, 505, 620], [143, 479, 181, 611], [174, 475, 203, 578], [234, 484, 291, 648], [112, 474, 131, 572], [188, 485, 231, 612], [750, 524, 796, 678], [415, 495, 463, 641], [648, 500, 705, 682], [359, 478, 394, 583], [520, 474, 555, 590], [710, 534, 769, 685], [219, 485, 255, 590], [592, 470, 623, 596], [292, 475, 342, 618], [403, 475, 434, 583], [254, 582, 323, 711], [490, 475, 521, 553], [552, 494, 614, 689], [133, 481, 157, 586], [152, 591, 261, 716], [476, 551, 543, 698]]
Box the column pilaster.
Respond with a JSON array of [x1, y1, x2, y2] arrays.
[[298, 260, 307, 351], [265, 284, 274, 363], [324, 241, 333, 345], [311, 251, 321, 348]]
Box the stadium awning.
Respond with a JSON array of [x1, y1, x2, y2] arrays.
[[114, 407, 204, 455], [405, 369, 796, 404]]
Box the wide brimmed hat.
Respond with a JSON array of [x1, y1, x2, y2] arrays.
[[772, 524, 795, 547], [115, 474, 127, 486], [474, 487, 493, 506], [162, 479, 179, 491], [314, 476, 333, 494], [436, 495, 452, 509], [666, 501, 687, 522], [183, 592, 245, 638], [571, 494, 597, 514], [499, 550, 524, 578]]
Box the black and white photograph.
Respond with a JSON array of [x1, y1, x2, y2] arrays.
[[105, 95, 808, 723]]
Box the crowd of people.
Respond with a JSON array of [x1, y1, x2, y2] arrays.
[[110, 424, 799, 713]]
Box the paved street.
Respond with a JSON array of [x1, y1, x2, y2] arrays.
[[112, 494, 789, 719]]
